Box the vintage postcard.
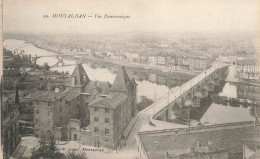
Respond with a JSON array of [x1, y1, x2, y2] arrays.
[[1, 0, 260, 159]]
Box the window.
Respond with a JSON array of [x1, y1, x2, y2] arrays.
[[60, 106, 62, 112], [48, 102, 51, 106], [48, 111, 50, 116], [105, 108, 109, 113], [94, 117, 99, 122], [35, 128, 39, 132], [60, 99, 62, 103], [36, 101, 39, 105], [198, 142, 203, 147], [105, 128, 109, 135], [104, 138, 109, 143], [94, 127, 98, 133], [36, 110, 40, 114], [94, 107, 98, 111], [105, 118, 109, 123], [60, 116, 62, 122]]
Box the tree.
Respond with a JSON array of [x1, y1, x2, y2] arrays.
[[136, 96, 154, 111], [65, 150, 88, 159], [42, 62, 51, 71], [31, 136, 65, 159], [15, 86, 20, 104], [18, 102, 34, 122]]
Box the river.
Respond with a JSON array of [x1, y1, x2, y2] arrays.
[[3, 39, 256, 124], [200, 65, 255, 124]]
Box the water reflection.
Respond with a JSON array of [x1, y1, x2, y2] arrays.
[[200, 66, 258, 124], [219, 82, 237, 98], [200, 103, 255, 124]]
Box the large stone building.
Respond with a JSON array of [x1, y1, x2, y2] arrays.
[[32, 63, 136, 148]]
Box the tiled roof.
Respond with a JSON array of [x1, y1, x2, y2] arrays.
[[84, 81, 111, 93], [71, 63, 90, 87], [64, 89, 82, 102], [139, 124, 260, 159], [110, 66, 131, 92], [32, 88, 82, 102], [33, 91, 67, 102], [88, 92, 127, 109]]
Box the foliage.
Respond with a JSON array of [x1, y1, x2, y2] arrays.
[[42, 62, 51, 71], [31, 136, 65, 159], [65, 150, 88, 159], [137, 96, 154, 111], [18, 101, 34, 122], [15, 87, 20, 104], [4, 53, 33, 69]]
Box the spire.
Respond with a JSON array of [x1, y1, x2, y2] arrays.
[[71, 63, 90, 87], [110, 66, 131, 92]]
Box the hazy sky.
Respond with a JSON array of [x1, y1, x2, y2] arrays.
[[3, 0, 260, 34]]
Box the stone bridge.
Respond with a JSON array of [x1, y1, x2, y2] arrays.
[[151, 65, 229, 125]]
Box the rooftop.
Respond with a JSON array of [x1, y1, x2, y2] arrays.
[[110, 66, 131, 92], [138, 122, 260, 159], [32, 91, 67, 102], [88, 92, 127, 109], [71, 63, 90, 87], [84, 80, 111, 94]]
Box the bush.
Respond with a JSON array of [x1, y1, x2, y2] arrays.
[[65, 150, 88, 159], [137, 96, 154, 111]]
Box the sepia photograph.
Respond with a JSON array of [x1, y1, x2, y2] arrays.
[[1, 0, 260, 158]]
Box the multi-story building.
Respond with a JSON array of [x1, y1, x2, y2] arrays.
[[188, 57, 210, 71], [157, 56, 166, 66], [236, 59, 260, 79], [32, 63, 136, 149], [148, 56, 157, 66], [81, 66, 137, 148], [125, 53, 139, 62], [140, 55, 148, 63], [1, 94, 20, 158]]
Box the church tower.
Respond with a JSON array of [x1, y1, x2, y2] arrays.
[[68, 63, 90, 91], [110, 66, 137, 116]]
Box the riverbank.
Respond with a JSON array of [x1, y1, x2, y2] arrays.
[[32, 43, 199, 76]]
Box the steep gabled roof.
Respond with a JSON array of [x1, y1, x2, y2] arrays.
[[88, 92, 127, 109], [71, 63, 90, 87], [110, 66, 131, 92]]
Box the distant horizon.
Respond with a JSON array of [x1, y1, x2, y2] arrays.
[[3, 30, 260, 38]]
